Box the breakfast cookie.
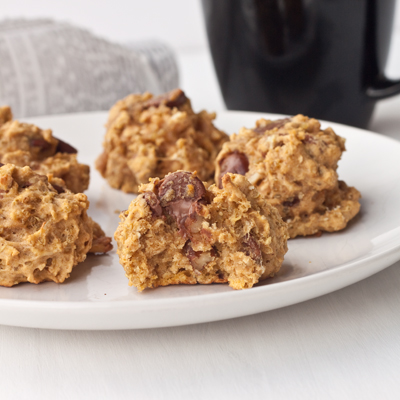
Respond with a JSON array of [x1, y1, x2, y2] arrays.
[[215, 115, 361, 238], [0, 107, 90, 193], [96, 89, 228, 193], [115, 171, 288, 291], [0, 163, 112, 287]]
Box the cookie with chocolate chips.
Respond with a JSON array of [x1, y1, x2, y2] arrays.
[[95, 89, 228, 193], [215, 114, 361, 238], [0, 106, 89, 193], [0, 163, 112, 287], [114, 171, 288, 291]]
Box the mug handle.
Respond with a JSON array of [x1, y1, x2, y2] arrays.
[[367, 76, 400, 99]]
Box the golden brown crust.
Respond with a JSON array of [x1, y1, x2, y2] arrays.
[[0, 164, 112, 287], [96, 89, 229, 193], [34, 153, 90, 194], [215, 115, 361, 238], [0, 164, 91, 286], [0, 111, 89, 193], [115, 171, 288, 291]]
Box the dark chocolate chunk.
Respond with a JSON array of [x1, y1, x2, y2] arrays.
[[218, 151, 249, 188], [20, 182, 32, 188], [158, 171, 206, 205], [143, 89, 187, 110], [143, 191, 163, 217], [0, 163, 4, 167], [242, 233, 262, 264], [55, 137, 78, 154], [253, 118, 290, 133], [157, 171, 207, 237]]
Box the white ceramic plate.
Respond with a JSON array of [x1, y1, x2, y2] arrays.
[[0, 111, 399, 330]]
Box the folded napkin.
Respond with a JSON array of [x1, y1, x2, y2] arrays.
[[0, 19, 179, 118]]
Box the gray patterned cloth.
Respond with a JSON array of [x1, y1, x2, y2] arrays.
[[0, 19, 179, 118]]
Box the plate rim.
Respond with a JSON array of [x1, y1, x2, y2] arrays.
[[0, 236, 399, 310]]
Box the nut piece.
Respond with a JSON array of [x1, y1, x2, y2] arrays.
[[143, 89, 187, 109], [184, 242, 216, 272], [157, 171, 207, 237], [302, 134, 316, 144], [242, 233, 262, 264], [218, 151, 249, 188]]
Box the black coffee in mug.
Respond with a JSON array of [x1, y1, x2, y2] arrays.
[[202, 0, 400, 128]]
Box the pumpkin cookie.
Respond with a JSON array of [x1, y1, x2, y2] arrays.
[[96, 89, 228, 193], [0, 163, 112, 287], [0, 106, 89, 193], [115, 171, 288, 291], [215, 115, 361, 238]]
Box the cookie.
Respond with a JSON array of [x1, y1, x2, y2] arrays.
[[215, 115, 361, 238], [96, 89, 229, 193], [115, 171, 288, 291], [0, 163, 112, 287], [0, 107, 90, 193]]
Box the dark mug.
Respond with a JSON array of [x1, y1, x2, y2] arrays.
[[201, 0, 400, 128]]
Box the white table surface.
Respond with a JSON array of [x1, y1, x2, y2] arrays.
[[1, 43, 400, 399]]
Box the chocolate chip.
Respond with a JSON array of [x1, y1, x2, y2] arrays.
[[30, 138, 51, 150], [218, 151, 249, 188], [0, 163, 4, 167], [20, 182, 32, 188], [158, 171, 206, 205], [55, 137, 78, 154], [242, 233, 262, 264], [143, 191, 163, 217], [157, 171, 207, 237], [143, 89, 187, 109], [282, 196, 300, 207], [184, 242, 216, 271], [253, 118, 290, 133], [51, 184, 65, 194]]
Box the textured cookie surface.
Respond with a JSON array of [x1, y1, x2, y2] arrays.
[[0, 106, 89, 193], [215, 115, 361, 238], [115, 171, 288, 291], [0, 164, 111, 287], [96, 89, 228, 193]]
